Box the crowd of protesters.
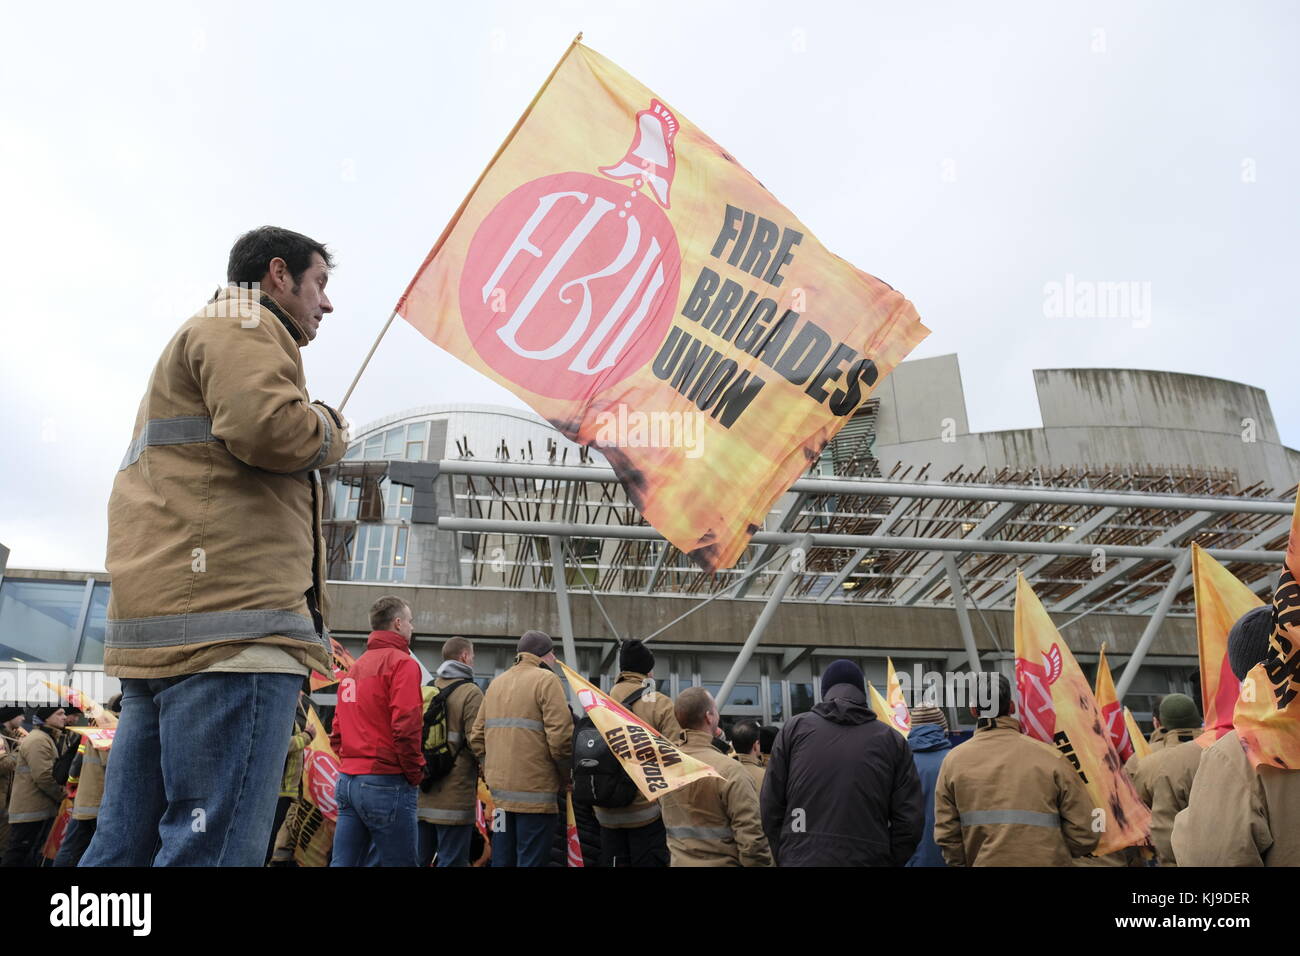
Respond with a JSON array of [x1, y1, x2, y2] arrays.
[[6, 225, 1284, 869]]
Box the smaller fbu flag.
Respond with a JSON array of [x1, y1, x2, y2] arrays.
[[398, 40, 929, 571]]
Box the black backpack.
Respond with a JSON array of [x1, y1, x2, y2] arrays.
[[572, 685, 648, 809], [48, 729, 77, 788], [419, 679, 472, 793]]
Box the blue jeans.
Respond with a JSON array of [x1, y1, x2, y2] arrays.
[[419, 820, 474, 867], [330, 774, 418, 867], [491, 811, 556, 867], [80, 671, 301, 867]]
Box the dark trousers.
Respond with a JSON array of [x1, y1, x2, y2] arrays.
[[54, 817, 98, 868], [265, 796, 292, 865], [418, 820, 474, 867], [1, 819, 54, 867], [599, 817, 669, 867], [491, 811, 556, 867]]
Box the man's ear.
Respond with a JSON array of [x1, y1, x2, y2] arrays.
[[264, 257, 289, 292]]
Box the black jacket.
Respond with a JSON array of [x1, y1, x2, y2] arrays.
[[761, 683, 924, 866]]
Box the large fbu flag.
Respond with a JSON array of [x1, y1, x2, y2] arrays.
[[1014, 574, 1150, 855], [397, 39, 929, 571], [1093, 645, 1134, 763]]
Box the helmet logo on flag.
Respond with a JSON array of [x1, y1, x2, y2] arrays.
[[459, 102, 685, 401], [1017, 643, 1063, 743]]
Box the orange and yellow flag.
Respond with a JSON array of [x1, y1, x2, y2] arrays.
[[867, 682, 900, 734], [885, 658, 911, 735], [1191, 542, 1264, 742], [1235, 488, 1300, 769], [558, 661, 719, 800], [286, 703, 341, 867], [1014, 573, 1151, 854], [396, 39, 928, 572], [1123, 707, 1151, 761], [1093, 644, 1134, 763], [565, 793, 584, 868]]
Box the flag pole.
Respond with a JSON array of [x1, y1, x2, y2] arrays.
[[338, 32, 585, 414]]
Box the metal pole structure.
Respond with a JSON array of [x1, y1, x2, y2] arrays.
[[717, 534, 812, 711], [1114, 549, 1193, 700], [943, 555, 982, 673], [434, 459, 1295, 518], [437, 516, 1281, 566], [547, 536, 579, 670]]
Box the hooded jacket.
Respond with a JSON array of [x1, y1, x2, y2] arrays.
[[105, 285, 347, 679], [328, 630, 425, 785], [1170, 729, 1300, 866], [469, 652, 573, 814], [761, 683, 924, 867], [934, 715, 1099, 866], [657, 730, 771, 867], [906, 722, 952, 867], [418, 658, 484, 826]]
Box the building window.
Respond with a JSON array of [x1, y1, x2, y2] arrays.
[[394, 528, 408, 567], [790, 683, 814, 715], [0, 579, 86, 664]]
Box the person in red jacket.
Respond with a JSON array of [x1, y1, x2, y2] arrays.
[[328, 596, 425, 866]]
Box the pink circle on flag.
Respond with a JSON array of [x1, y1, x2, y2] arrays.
[[459, 171, 681, 400]]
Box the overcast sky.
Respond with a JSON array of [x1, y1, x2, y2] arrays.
[[2, 0, 1296, 571]]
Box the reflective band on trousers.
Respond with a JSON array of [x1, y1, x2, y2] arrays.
[[959, 809, 1061, 828], [492, 789, 556, 804], [595, 803, 662, 827], [484, 717, 544, 732], [666, 825, 734, 841], [105, 608, 321, 648], [119, 416, 217, 470]]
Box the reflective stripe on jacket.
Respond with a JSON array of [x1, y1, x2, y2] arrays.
[[105, 285, 346, 678], [934, 715, 1099, 866], [71, 741, 110, 820], [419, 676, 484, 825], [7, 726, 67, 823], [658, 730, 771, 867], [469, 653, 573, 814]]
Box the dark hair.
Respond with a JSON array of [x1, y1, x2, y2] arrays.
[[369, 595, 410, 632], [674, 687, 714, 731], [227, 226, 333, 288], [978, 673, 1013, 718], [731, 719, 761, 755], [758, 724, 778, 755], [442, 636, 473, 661]]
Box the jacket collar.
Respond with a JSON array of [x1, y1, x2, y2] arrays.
[[209, 284, 309, 346], [514, 651, 546, 669], [367, 629, 410, 652], [1160, 726, 1201, 747], [618, 670, 651, 685], [975, 715, 1023, 735], [736, 752, 762, 766], [683, 729, 715, 748]]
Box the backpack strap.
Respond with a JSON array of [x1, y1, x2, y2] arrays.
[[619, 684, 650, 709]]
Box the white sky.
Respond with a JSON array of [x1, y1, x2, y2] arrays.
[[2, 0, 1297, 571]]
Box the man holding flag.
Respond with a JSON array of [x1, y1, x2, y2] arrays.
[[1171, 606, 1300, 865]]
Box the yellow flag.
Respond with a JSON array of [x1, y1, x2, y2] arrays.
[[40, 681, 117, 730], [1235, 487, 1300, 769], [1093, 644, 1134, 762], [396, 39, 928, 572], [886, 658, 911, 735], [1014, 573, 1151, 854], [1191, 542, 1264, 742], [868, 682, 904, 736], [558, 661, 719, 800], [287, 703, 339, 867], [1123, 707, 1151, 761]]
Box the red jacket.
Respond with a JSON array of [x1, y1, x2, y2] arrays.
[[329, 630, 425, 785]]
